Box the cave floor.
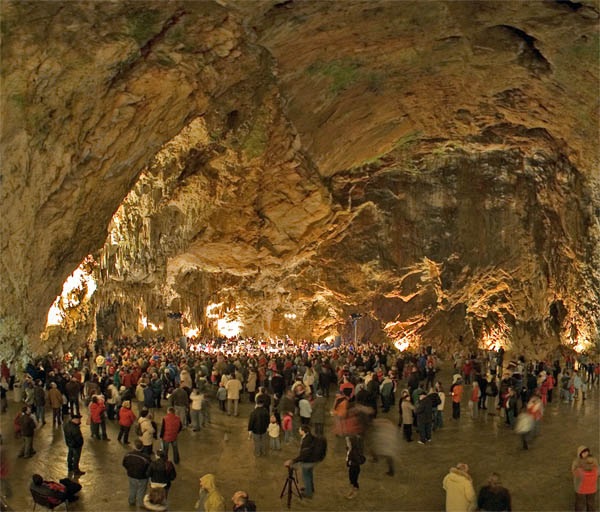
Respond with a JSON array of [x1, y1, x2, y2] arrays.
[[1, 373, 598, 512]]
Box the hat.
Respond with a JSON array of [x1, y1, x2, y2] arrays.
[[71, 413, 82, 419], [120, 386, 126, 391]]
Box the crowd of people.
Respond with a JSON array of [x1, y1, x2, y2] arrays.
[[1, 335, 598, 511]]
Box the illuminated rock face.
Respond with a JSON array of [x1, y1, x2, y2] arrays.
[[0, 1, 598, 357]]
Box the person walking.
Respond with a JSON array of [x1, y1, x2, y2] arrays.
[[442, 462, 476, 512], [345, 434, 365, 499], [247, 401, 270, 457], [450, 375, 464, 420], [63, 413, 85, 477], [65, 377, 81, 417], [160, 407, 182, 464], [572, 446, 598, 511], [477, 473, 512, 511], [122, 439, 151, 508]]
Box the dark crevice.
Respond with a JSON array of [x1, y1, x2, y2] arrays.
[[109, 9, 187, 87], [555, 0, 583, 11], [497, 24, 552, 75]]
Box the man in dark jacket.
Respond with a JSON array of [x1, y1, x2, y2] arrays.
[[63, 414, 85, 477], [65, 377, 81, 417], [415, 392, 433, 444], [247, 402, 270, 457], [285, 424, 317, 498], [17, 406, 36, 458], [146, 449, 176, 496], [122, 439, 151, 507]]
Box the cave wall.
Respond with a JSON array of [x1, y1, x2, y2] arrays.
[[0, 0, 598, 359]]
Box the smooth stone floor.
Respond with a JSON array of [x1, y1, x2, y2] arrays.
[[1, 374, 598, 512]]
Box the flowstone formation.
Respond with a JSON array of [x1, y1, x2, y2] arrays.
[[1, 0, 598, 360]]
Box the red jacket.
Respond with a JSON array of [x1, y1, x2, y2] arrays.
[[161, 413, 182, 442], [90, 401, 106, 424], [118, 406, 136, 427]]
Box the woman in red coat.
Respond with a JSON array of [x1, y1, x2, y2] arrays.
[[117, 400, 136, 444], [89, 396, 109, 440]]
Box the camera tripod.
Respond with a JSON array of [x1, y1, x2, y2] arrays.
[[280, 465, 302, 509]]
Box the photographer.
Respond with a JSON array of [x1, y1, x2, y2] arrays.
[[284, 425, 317, 499]]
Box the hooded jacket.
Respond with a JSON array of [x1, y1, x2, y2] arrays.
[[572, 446, 598, 494], [443, 466, 476, 512], [196, 474, 225, 512]]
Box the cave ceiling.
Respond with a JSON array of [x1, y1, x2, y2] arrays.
[[0, 0, 599, 358]]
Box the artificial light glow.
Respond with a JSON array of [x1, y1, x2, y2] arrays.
[[284, 313, 297, 320], [206, 302, 223, 319], [217, 317, 242, 338], [186, 327, 200, 338], [478, 321, 512, 351], [394, 338, 411, 352], [46, 259, 97, 327]]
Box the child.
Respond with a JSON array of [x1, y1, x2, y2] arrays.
[[345, 435, 365, 499], [216, 383, 227, 412], [267, 415, 281, 451], [282, 411, 293, 443]]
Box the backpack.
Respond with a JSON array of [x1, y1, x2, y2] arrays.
[[311, 436, 327, 462]]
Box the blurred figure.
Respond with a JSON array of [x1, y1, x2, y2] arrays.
[[345, 435, 365, 499], [369, 417, 397, 476], [477, 473, 512, 511]]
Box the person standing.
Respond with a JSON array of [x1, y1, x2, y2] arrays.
[[47, 382, 64, 428], [189, 388, 203, 431], [400, 391, 414, 442], [572, 446, 598, 511], [138, 409, 156, 455], [63, 414, 85, 477], [433, 382, 445, 431], [117, 400, 136, 444], [147, 449, 176, 497], [450, 375, 464, 420], [122, 439, 151, 508], [169, 383, 190, 428], [284, 424, 317, 498], [442, 462, 476, 512], [247, 401, 270, 457], [65, 377, 81, 417], [17, 406, 36, 458], [415, 391, 433, 445], [160, 407, 182, 464], [477, 473, 512, 511], [32, 380, 47, 426], [225, 373, 243, 417], [311, 390, 327, 437]]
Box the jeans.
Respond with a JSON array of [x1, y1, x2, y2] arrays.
[[575, 492, 597, 511], [19, 436, 34, 457], [162, 440, 180, 464], [128, 477, 148, 506], [349, 465, 360, 488], [67, 445, 82, 473], [269, 436, 281, 451], [433, 410, 443, 431], [68, 398, 80, 416], [299, 462, 315, 497], [35, 405, 45, 424], [313, 422, 324, 437], [418, 422, 432, 443], [118, 425, 131, 443], [252, 433, 268, 456], [191, 409, 202, 430], [52, 407, 62, 426], [174, 405, 188, 427]]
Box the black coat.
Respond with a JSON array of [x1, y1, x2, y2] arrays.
[[415, 396, 433, 425], [63, 421, 84, 448], [247, 405, 270, 434]]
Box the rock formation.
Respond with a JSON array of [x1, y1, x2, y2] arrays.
[[1, 0, 598, 361]]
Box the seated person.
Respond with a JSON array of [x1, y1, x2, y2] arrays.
[[232, 490, 257, 512], [30, 473, 82, 504]]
